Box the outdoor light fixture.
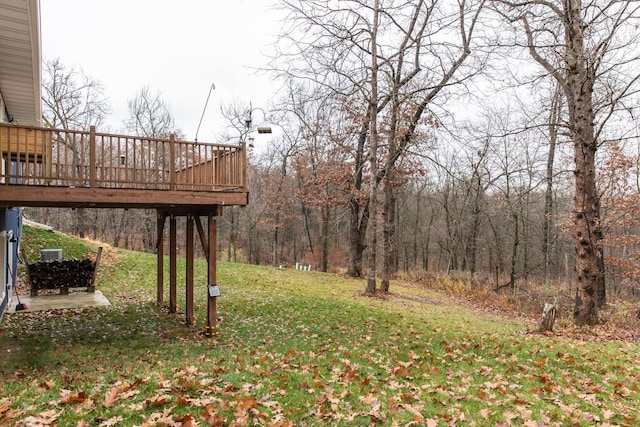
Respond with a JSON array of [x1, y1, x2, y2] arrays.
[[208, 283, 221, 297], [241, 103, 273, 144], [119, 154, 126, 166]]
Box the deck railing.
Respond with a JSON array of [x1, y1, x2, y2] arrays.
[[0, 124, 246, 192]]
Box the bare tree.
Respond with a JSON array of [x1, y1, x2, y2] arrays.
[[276, 0, 488, 293], [275, 86, 354, 272], [124, 87, 182, 252], [365, 0, 382, 294], [41, 58, 111, 238], [42, 58, 111, 130], [494, 0, 640, 324], [274, 0, 375, 278], [124, 86, 180, 138]]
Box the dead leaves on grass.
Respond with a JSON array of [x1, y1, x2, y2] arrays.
[[19, 410, 62, 426], [8, 334, 638, 426], [4, 365, 296, 426], [4, 310, 640, 426]]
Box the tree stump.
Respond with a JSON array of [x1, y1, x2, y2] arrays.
[[539, 303, 557, 332]]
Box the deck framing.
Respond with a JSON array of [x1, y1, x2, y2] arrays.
[[0, 123, 245, 333]]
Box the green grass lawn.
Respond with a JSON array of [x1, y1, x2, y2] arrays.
[[1, 226, 639, 426]]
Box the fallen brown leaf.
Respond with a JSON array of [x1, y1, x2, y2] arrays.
[[103, 386, 120, 408]]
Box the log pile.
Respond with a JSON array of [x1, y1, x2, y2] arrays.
[[28, 258, 94, 294], [23, 247, 103, 296]]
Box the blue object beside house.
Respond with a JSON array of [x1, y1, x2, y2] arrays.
[[0, 208, 22, 318], [0, 0, 42, 319]]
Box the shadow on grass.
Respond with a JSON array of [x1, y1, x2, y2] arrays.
[[0, 301, 190, 372]]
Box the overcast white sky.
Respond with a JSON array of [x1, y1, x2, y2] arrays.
[[40, 0, 282, 142]]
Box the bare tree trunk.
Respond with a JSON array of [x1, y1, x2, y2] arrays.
[[442, 186, 460, 273], [98, 210, 109, 242], [468, 169, 483, 277], [487, 214, 505, 274], [509, 209, 519, 290], [498, 0, 606, 325], [413, 190, 421, 270], [248, 222, 258, 265], [596, 223, 606, 308], [422, 208, 434, 271], [112, 210, 123, 247], [143, 210, 156, 252], [380, 180, 394, 293], [572, 135, 600, 325], [321, 207, 330, 272], [347, 127, 369, 278], [124, 229, 131, 250], [75, 208, 86, 238], [544, 86, 561, 288], [227, 207, 234, 262], [347, 196, 367, 277], [522, 192, 530, 283], [365, 0, 380, 295], [565, 0, 600, 325], [301, 204, 314, 258], [273, 226, 279, 266]]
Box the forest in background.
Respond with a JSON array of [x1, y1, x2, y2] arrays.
[[26, 0, 640, 325]]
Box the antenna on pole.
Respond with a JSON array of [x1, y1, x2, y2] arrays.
[[194, 83, 216, 146]]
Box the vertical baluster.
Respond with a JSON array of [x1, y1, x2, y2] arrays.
[[99, 134, 105, 186], [90, 126, 96, 188], [154, 139, 159, 188], [169, 134, 176, 191], [132, 136, 137, 187], [189, 142, 195, 190], [241, 143, 246, 191]]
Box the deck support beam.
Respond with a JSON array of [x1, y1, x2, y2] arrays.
[[156, 206, 221, 334], [156, 211, 166, 306], [169, 215, 177, 313], [207, 213, 218, 335], [186, 215, 195, 326]]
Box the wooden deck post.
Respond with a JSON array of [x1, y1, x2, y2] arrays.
[[206, 213, 218, 335], [156, 211, 166, 306], [241, 140, 247, 191], [186, 214, 194, 326], [169, 214, 177, 313], [89, 126, 97, 188]]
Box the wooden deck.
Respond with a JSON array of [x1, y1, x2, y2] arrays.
[[0, 122, 241, 333], [0, 123, 248, 209]]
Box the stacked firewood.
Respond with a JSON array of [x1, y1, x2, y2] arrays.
[[28, 258, 94, 290]]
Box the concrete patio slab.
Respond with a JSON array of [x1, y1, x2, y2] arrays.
[[7, 290, 111, 313]]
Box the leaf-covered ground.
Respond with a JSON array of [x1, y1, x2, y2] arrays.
[[1, 227, 639, 426]]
